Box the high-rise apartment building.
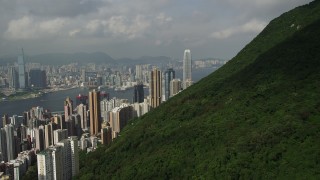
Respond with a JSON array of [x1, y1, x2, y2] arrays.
[[0, 128, 7, 162], [53, 129, 68, 145], [89, 89, 101, 136], [164, 68, 175, 101], [2, 114, 10, 128], [170, 78, 182, 97], [49, 146, 63, 180], [44, 123, 55, 149], [132, 100, 150, 118], [37, 150, 53, 180], [35, 125, 45, 152], [69, 136, 79, 177], [36, 138, 79, 180], [149, 67, 162, 108], [56, 140, 72, 180], [109, 104, 133, 135], [64, 97, 73, 121], [4, 124, 16, 161], [183, 49, 192, 89], [77, 103, 88, 130]]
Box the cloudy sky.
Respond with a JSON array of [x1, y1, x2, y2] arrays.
[[0, 0, 313, 59]]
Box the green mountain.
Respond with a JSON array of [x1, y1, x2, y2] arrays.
[[76, 1, 320, 179]]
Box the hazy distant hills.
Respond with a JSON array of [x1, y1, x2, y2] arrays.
[[71, 0, 320, 179], [0, 52, 174, 66]]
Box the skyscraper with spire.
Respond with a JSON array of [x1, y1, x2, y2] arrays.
[[18, 49, 26, 89], [183, 49, 192, 89]]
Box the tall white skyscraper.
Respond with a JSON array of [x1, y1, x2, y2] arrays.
[[183, 49, 192, 89]]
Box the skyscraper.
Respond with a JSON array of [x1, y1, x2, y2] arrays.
[[53, 129, 68, 145], [135, 65, 143, 80], [35, 125, 45, 152], [133, 83, 144, 103], [183, 49, 192, 89], [0, 128, 7, 162], [170, 78, 182, 97], [8, 66, 18, 90], [77, 103, 88, 130], [37, 150, 53, 180], [4, 124, 16, 161], [150, 67, 162, 108], [49, 146, 63, 180], [18, 53, 26, 89], [109, 104, 133, 134], [44, 123, 55, 149], [89, 89, 101, 136], [164, 68, 175, 101], [56, 140, 72, 180], [69, 136, 79, 177], [64, 97, 73, 121]]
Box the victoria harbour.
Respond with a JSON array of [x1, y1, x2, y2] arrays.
[[0, 68, 215, 116]]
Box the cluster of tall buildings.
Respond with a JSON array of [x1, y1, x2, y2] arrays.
[[148, 49, 193, 108], [0, 149, 36, 179], [0, 49, 194, 179], [5, 51, 47, 90], [37, 137, 78, 180]]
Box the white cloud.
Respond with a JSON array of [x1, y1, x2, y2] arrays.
[[211, 19, 267, 39], [105, 15, 150, 39], [5, 16, 68, 40], [5, 16, 36, 40], [69, 29, 81, 37], [156, 13, 172, 25], [39, 18, 66, 34]]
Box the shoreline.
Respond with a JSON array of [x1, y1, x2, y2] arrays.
[[1, 86, 79, 102]]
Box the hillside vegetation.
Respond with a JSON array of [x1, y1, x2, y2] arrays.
[[76, 1, 320, 179]]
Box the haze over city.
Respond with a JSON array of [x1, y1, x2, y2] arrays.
[[0, 0, 313, 59]]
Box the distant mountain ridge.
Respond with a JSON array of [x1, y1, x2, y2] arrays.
[[0, 52, 175, 66]]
